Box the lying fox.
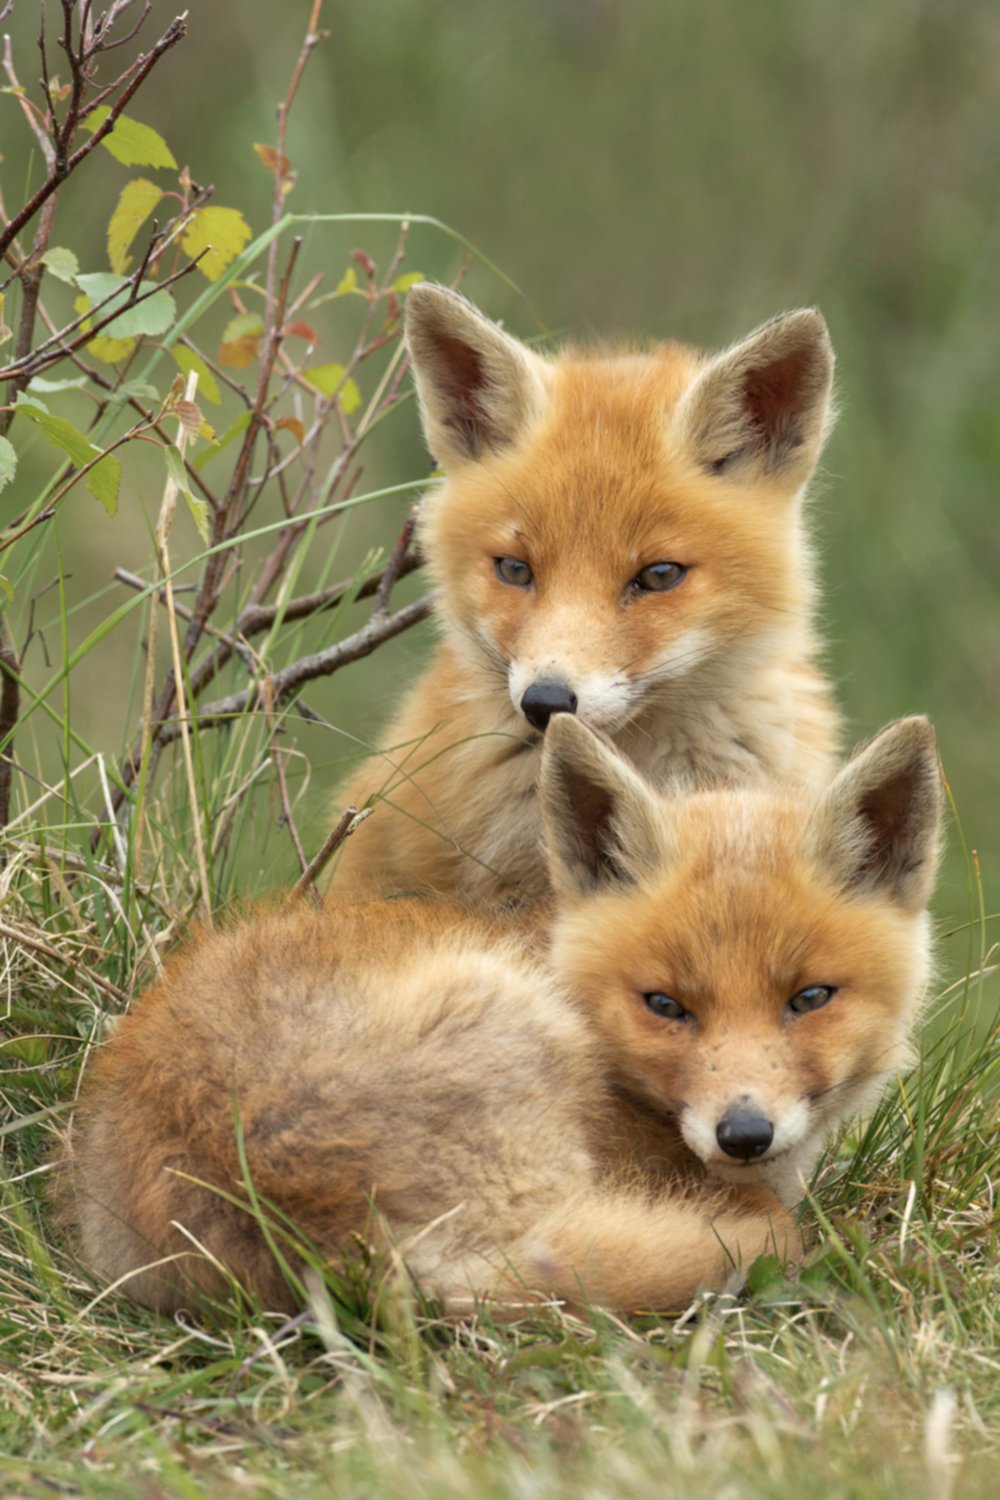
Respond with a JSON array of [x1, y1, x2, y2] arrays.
[[331, 284, 841, 901], [66, 715, 941, 1316]]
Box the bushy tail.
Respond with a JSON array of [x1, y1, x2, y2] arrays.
[[469, 1184, 800, 1316]]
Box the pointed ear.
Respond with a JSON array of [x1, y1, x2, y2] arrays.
[[807, 717, 943, 911], [404, 284, 547, 467], [540, 717, 668, 898], [675, 309, 834, 492]]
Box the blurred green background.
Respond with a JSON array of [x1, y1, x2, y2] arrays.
[[2, 0, 997, 940]]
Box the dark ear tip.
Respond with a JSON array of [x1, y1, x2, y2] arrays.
[[403, 281, 465, 327], [782, 306, 828, 334], [852, 714, 941, 772]]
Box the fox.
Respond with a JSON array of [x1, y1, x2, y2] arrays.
[[64, 714, 942, 1317], [329, 283, 842, 903]]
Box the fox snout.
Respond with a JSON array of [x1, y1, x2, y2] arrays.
[[520, 678, 578, 731], [715, 1103, 775, 1161]]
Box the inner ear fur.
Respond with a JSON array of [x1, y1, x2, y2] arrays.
[[540, 717, 668, 898], [676, 308, 835, 489], [404, 284, 547, 467], [807, 716, 943, 912]]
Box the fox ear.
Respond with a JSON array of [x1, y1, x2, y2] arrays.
[[807, 717, 943, 911], [540, 717, 668, 898], [404, 284, 547, 467], [675, 309, 834, 492]]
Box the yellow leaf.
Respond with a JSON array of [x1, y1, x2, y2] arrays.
[[181, 206, 253, 282], [171, 347, 221, 406], [253, 143, 291, 175], [219, 335, 260, 369], [276, 415, 305, 444], [88, 333, 137, 364], [107, 179, 164, 273], [303, 363, 362, 413], [83, 106, 177, 169]]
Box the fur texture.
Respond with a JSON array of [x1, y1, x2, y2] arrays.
[[64, 719, 941, 1316], [330, 285, 841, 903]]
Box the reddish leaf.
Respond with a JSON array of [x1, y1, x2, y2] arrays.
[[283, 321, 319, 343], [174, 400, 203, 435]]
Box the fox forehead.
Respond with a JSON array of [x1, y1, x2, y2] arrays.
[[425, 347, 797, 576], [555, 792, 926, 1016]]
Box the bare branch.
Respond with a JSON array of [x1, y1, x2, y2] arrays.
[[157, 593, 436, 743]]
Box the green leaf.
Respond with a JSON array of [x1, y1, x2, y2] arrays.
[[3, 1036, 50, 1065], [165, 444, 210, 542], [0, 575, 12, 604], [107, 179, 165, 273], [0, 435, 16, 494], [41, 247, 80, 284], [87, 454, 121, 515], [335, 266, 358, 295], [194, 410, 251, 469], [391, 272, 426, 293], [222, 311, 264, 343], [170, 347, 221, 406], [15, 399, 94, 466], [303, 363, 362, 414], [14, 396, 121, 515], [83, 106, 177, 169], [27, 375, 88, 394], [181, 207, 253, 282], [75, 272, 176, 338]]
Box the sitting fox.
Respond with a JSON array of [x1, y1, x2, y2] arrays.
[[66, 716, 941, 1316], [330, 285, 841, 902]]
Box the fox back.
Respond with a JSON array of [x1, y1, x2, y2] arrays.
[[331, 287, 841, 902], [64, 718, 941, 1316]]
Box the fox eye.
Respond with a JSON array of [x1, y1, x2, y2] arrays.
[[631, 562, 687, 593], [494, 556, 533, 588], [642, 991, 690, 1021], [788, 985, 837, 1016]]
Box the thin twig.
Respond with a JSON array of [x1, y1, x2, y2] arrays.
[[265, 0, 325, 327], [374, 507, 419, 614], [288, 805, 372, 904], [0, 621, 20, 858]]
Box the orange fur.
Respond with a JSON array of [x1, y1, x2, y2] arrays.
[[63, 718, 941, 1318], [330, 288, 841, 903]]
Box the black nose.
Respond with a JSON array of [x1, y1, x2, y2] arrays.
[[520, 679, 578, 731], [716, 1108, 774, 1161]]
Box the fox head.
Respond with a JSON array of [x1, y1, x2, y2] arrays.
[[406, 284, 834, 734], [539, 715, 943, 1201]]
